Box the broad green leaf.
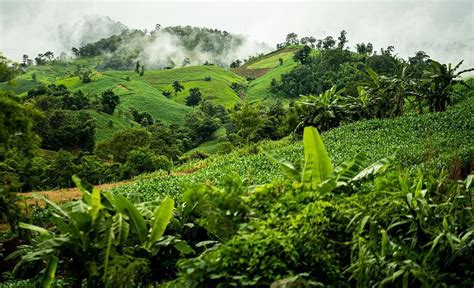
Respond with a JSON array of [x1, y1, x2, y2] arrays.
[[352, 155, 394, 182], [334, 152, 367, 185], [148, 197, 174, 247], [302, 126, 333, 186], [263, 148, 300, 181], [116, 195, 147, 244], [19, 222, 50, 236], [41, 255, 58, 288], [89, 187, 101, 221], [112, 213, 129, 245], [72, 175, 92, 199], [103, 228, 113, 284], [366, 67, 380, 86], [174, 240, 195, 255], [465, 174, 473, 190], [38, 195, 69, 219]]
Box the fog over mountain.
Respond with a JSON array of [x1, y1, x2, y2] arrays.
[[0, 0, 472, 70]]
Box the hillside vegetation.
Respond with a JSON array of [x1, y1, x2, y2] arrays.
[[1, 26, 473, 288]]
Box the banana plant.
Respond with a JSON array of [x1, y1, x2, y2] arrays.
[[423, 60, 474, 112], [296, 86, 348, 131], [9, 176, 176, 288], [264, 126, 393, 192]]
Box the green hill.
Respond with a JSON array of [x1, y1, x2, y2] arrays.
[[105, 65, 246, 108], [230, 47, 300, 102], [1, 48, 305, 142]]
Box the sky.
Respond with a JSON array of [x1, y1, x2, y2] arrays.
[[0, 0, 473, 68]]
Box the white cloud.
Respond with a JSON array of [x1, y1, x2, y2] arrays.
[[0, 0, 472, 70]]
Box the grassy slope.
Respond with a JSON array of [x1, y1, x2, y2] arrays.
[[56, 72, 192, 140], [1, 60, 246, 141], [0, 57, 99, 95], [111, 95, 474, 201], [105, 65, 246, 109], [244, 48, 298, 102]]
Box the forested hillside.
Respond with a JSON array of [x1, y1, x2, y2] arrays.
[[0, 15, 473, 288]]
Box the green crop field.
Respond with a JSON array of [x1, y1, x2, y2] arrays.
[[110, 95, 474, 201]]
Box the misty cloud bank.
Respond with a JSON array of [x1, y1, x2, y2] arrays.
[[138, 30, 270, 68], [0, 0, 472, 71]]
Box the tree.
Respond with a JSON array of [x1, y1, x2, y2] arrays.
[[184, 109, 219, 146], [100, 90, 120, 115], [135, 61, 140, 73], [423, 60, 474, 112], [62, 90, 89, 110], [228, 103, 267, 145], [230, 60, 242, 68], [95, 128, 151, 163], [186, 87, 202, 107], [162, 90, 172, 98], [285, 33, 299, 45], [172, 80, 185, 100], [355, 43, 374, 55], [182, 57, 191, 67], [293, 46, 312, 64], [140, 65, 145, 76], [0, 54, 21, 82], [337, 30, 348, 49], [322, 36, 336, 49], [122, 147, 172, 178]]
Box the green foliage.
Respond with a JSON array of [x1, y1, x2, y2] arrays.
[[122, 147, 172, 178], [10, 177, 176, 287], [36, 109, 96, 152], [0, 54, 22, 83], [293, 45, 312, 64], [0, 187, 23, 233], [182, 176, 248, 241], [99, 89, 120, 115], [170, 127, 473, 287], [95, 127, 150, 163], [185, 87, 202, 107]]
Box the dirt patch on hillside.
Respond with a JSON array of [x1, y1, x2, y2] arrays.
[[18, 180, 132, 207], [231, 67, 270, 79], [117, 83, 129, 91]]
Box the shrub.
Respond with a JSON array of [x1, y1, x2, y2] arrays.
[[121, 147, 172, 178]]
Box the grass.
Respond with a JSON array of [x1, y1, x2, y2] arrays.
[[109, 95, 474, 202], [105, 65, 246, 109], [246, 55, 297, 102], [185, 127, 230, 155], [246, 51, 294, 69], [88, 109, 139, 142]]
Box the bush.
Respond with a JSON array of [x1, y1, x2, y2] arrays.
[[121, 147, 172, 178]]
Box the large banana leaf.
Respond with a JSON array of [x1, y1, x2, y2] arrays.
[[148, 197, 174, 248], [352, 155, 394, 182], [302, 126, 333, 186], [115, 195, 148, 244], [89, 187, 101, 221], [263, 148, 300, 181]]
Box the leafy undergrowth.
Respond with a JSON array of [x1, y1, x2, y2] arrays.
[[110, 96, 474, 201]]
